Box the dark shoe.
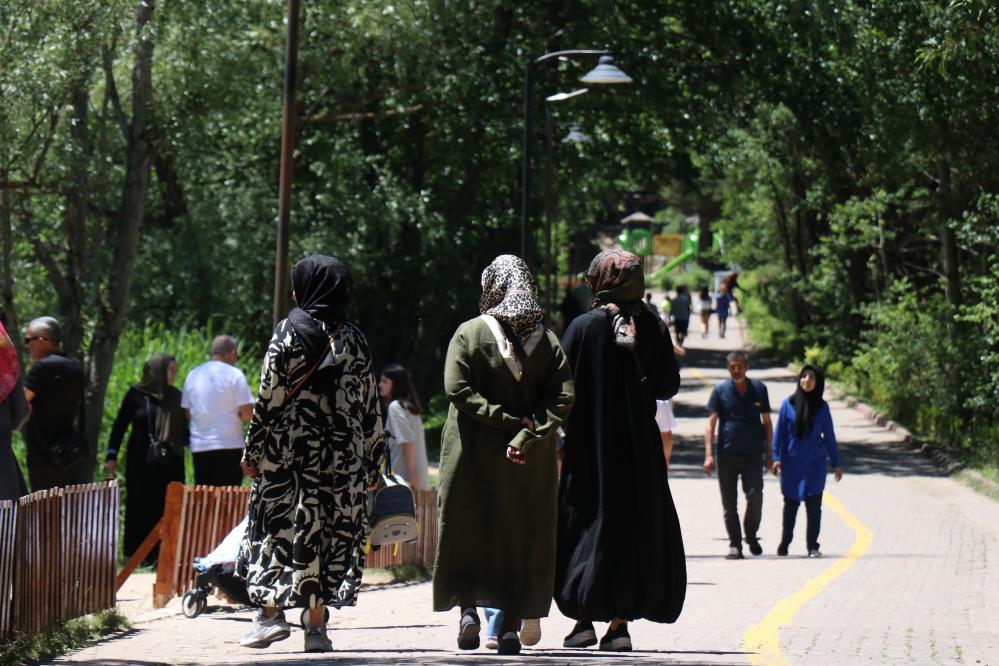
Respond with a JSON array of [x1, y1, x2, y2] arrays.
[[563, 621, 597, 648], [457, 609, 480, 650], [599, 623, 632, 652], [726, 546, 744, 560], [497, 631, 521, 655], [746, 538, 763, 556], [777, 543, 789, 557], [808, 549, 822, 558]]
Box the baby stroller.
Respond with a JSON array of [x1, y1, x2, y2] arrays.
[[181, 517, 252, 619]]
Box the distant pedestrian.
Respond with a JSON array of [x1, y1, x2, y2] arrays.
[[181, 335, 254, 486], [433, 255, 574, 656], [379, 363, 429, 490], [556, 249, 686, 652], [704, 351, 773, 559], [670, 285, 692, 345], [104, 354, 187, 562], [236, 255, 385, 653], [0, 320, 29, 501], [22, 316, 85, 491], [696, 287, 713, 338], [715, 283, 735, 338], [772, 365, 843, 558], [645, 292, 660, 319]]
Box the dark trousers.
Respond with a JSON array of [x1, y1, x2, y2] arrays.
[[193, 449, 244, 486], [781, 494, 822, 551], [717, 453, 763, 549], [674, 318, 689, 344]]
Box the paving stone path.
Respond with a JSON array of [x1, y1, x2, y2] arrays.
[[54, 317, 999, 665]]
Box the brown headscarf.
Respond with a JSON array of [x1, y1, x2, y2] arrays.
[[585, 249, 645, 308], [585, 249, 647, 349]]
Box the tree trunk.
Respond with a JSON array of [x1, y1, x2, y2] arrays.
[[81, 0, 159, 483]]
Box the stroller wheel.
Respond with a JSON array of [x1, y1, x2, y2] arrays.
[[299, 607, 330, 629], [182, 591, 206, 618]]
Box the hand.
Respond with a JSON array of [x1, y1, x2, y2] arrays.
[[367, 474, 381, 491], [240, 460, 259, 480], [772, 461, 781, 476], [521, 417, 535, 431], [703, 456, 715, 476], [834, 467, 843, 482], [506, 445, 527, 465], [103, 461, 117, 477]]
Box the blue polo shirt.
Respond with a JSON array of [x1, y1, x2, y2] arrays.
[[707, 378, 771, 455]]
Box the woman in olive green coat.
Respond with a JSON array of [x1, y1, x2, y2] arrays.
[[432, 255, 574, 655]]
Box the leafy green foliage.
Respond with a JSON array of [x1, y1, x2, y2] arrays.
[[0, 609, 129, 666]]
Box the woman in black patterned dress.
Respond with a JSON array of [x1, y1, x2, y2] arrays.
[[235, 255, 384, 653]]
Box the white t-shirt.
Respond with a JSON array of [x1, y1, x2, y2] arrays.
[[655, 399, 678, 433], [180, 360, 255, 453], [384, 400, 430, 490]]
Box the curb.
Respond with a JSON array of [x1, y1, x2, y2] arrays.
[[822, 381, 999, 497]]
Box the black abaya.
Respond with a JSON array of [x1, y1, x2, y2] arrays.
[[106, 388, 185, 559], [555, 307, 686, 623]]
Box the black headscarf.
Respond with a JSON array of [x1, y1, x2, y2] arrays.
[[792, 364, 826, 438], [133, 353, 186, 454], [289, 255, 352, 366]]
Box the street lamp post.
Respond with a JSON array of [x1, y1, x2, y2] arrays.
[[520, 51, 631, 265], [273, 0, 302, 328]]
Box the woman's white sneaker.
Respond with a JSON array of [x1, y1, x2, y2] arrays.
[[303, 624, 333, 652], [240, 610, 292, 648]]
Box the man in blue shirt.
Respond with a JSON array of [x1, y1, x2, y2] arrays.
[[704, 351, 773, 559]]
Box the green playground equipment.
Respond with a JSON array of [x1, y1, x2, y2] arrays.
[[617, 226, 721, 283]]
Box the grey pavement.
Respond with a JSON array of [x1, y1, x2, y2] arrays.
[[53, 315, 999, 665]]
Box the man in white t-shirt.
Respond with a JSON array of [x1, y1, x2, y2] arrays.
[[181, 335, 254, 486]]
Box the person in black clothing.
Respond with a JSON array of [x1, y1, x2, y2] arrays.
[[556, 249, 686, 652], [22, 316, 85, 491], [104, 354, 187, 561]]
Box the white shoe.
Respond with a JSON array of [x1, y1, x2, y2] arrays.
[[303, 624, 333, 652], [520, 618, 541, 646], [484, 634, 498, 650], [240, 610, 291, 649]]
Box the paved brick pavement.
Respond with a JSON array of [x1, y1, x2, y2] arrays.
[[52, 316, 999, 665]]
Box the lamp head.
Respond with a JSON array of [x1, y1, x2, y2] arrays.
[[580, 54, 633, 85]]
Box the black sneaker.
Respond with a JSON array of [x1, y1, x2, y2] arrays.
[[563, 621, 597, 648], [599, 623, 632, 652], [777, 543, 789, 557], [726, 546, 744, 560], [746, 538, 763, 556], [497, 631, 521, 655], [457, 608, 480, 650]]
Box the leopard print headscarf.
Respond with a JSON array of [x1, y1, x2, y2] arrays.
[[479, 255, 544, 341], [585, 249, 645, 308]]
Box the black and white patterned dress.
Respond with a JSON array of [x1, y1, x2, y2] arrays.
[[235, 318, 384, 609]]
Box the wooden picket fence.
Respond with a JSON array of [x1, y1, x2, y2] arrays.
[[151, 483, 250, 608], [145, 483, 438, 608], [0, 481, 119, 640]]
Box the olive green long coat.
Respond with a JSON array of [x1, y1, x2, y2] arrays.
[[432, 316, 574, 618]]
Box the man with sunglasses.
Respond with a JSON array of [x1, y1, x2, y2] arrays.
[[22, 316, 85, 490]]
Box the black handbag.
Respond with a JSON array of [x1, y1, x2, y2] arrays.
[[144, 396, 175, 467], [48, 430, 87, 471]]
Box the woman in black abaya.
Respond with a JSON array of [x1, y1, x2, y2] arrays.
[[555, 249, 686, 652]]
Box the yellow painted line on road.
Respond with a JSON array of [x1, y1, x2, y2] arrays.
[[742, 491, 874, 665]]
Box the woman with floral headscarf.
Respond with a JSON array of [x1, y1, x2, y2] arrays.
[[555, 249, 686, 652], [104, 353, 187, 561], [235, 255, 385, 654], [433, 255, 574, 655], [0, 320, 29, 501]]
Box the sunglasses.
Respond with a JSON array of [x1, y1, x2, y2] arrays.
[[24, 336, 47, 345]]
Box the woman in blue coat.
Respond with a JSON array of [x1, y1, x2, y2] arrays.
[[771, 365, 843, 557]]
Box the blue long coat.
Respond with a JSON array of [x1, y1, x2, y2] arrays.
[[771, 398, 840, 501]]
